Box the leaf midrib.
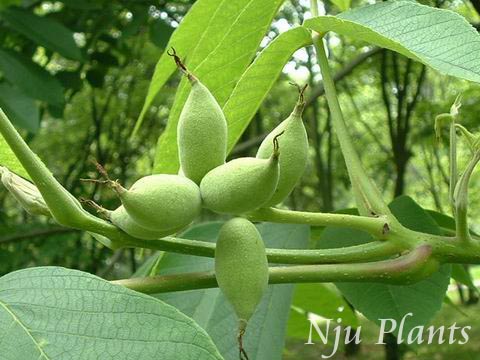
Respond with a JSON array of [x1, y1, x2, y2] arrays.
[[0, 299, 50, 360]]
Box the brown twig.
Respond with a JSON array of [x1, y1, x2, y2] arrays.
[[272, 130, 285, 157], [167, 47, 188, 73], [79, 198, 110, 219], [81, 161, 125, 195], [290, 82, 308, 103], [167, 47, 196, 81], [238, 327, 249, 360]]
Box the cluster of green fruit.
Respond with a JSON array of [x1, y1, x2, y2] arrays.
[[93, 51, 309, 357]]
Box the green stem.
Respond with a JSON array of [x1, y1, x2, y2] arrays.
[[437, 226, 480, 241], [449, 118, 457, 214], [115, 232, 480, 295], [0, 109, 108, 229], [395, 227, 480, 264], [123, 236, 216, 257], [309, 16, 391, 217], [127, 236, 401, 264], [267, 241, 400, 264], [271, 245, 437, 286], [112, 245, 437, 294], [454, 152, 480, 242], [0, 110, 74, 213], [427, 234, 480, 263], [113, 270, 217, 294], [248, 207, 389, 238]]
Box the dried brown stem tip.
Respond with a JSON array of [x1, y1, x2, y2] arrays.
[[237, 328, 249, 360], [94, 161, 111, 180], [79, 178, 110, 185], [80, 161, 112, 184], [167, 47, 195, 82], [272, 130, 285, 156], [79, 198, 106, 214], [289, 82, 308, 103], [81, 162, 126, 195]]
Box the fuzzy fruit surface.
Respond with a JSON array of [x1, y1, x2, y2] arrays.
[[215, 218, 269, 322], [177, 79, 227, 184], [200, 156, 279, 214], [119, 174, 201, 231], [110, 206, 182, 240], [257, 102, 308, 205]]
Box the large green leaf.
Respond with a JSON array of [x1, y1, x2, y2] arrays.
[[426, 209, 480, 237], [224, 26, 312, 151], [0, 83, 39, 133], [149, 222, 309, 360], [0, 134, 28, 179], [1, 7, 83, 61], [0, 49, 64, 106], [0, 267, 222, 359], [304, 0, 480, 82], [286, 283, 358, 340], [317, 196, 451, 340], [134, 0, 240, 133], [0, 108, 29, 178], [425, 209, 456, 234], [148, 0, 284, 174]]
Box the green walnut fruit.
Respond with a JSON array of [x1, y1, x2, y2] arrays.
[[256, 93, 308, 206], [215, 218, 269, 328], [108, 206, 182, 240], [177, 77, 228, 184], [200, 136, 281, 214], [113, 174, 201, 231]]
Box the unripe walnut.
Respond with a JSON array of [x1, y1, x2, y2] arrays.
[[114, 174, 201, 232], [256, 87, 308, 206], [215, 218, 269, 327], [177, 74, 227, 184], [200, 134, 282, 215]]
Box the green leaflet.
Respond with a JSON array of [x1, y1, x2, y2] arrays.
[[304, 1, 480, 82], [0, 83, 39, 133], [1, 7, 82, 61], [0, 267, 222, 360], [152, 0, 285, 174], [0, 134, 29, 179]]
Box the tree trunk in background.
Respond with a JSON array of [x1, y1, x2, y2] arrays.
[[307, 46, 335, 212], [458, 282, 466, 305], [380, 51, 426, 199], [393, 151, 408, 197], [467, 286, 479, 305], [380, 50, 426, 359], [385, 334, 400, 360]]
